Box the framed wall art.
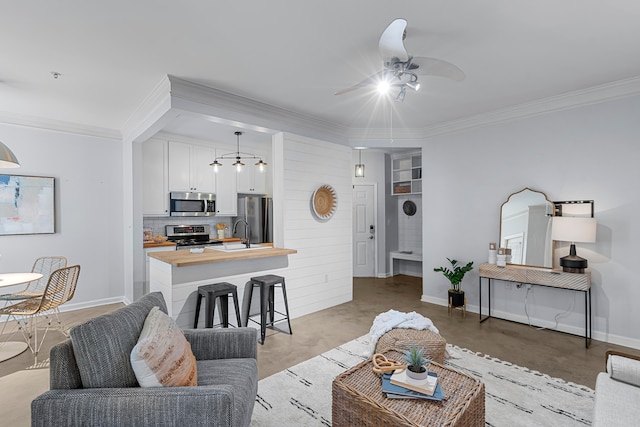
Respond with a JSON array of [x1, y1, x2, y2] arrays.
[[0, 174, 55, 235]]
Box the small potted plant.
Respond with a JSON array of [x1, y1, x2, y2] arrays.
[[434, 258, 474, 308], [403, 344, 429, 381]]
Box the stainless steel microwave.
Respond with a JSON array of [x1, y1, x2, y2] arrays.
[[169, 192, 216, 216]]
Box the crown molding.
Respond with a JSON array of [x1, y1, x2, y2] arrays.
[[3, 74, 640, 146], [420, 75, 640, 139], [121, 75, 174, 143], [0, 111, 120, 140], [348, 75, 640, 142], [166, 75, 349, 144]]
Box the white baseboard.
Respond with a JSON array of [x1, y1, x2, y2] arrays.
[[421, 294, 640, 351], [56, 296, 127, 313]]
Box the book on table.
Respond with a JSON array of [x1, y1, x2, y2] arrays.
[[390, 369, 438, 395], [381, 371, 446, 401]]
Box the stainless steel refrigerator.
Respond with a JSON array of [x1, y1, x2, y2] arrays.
[[235, 195, 273, 244]]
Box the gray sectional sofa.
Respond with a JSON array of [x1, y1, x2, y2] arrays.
[[31, 292, 258, 427], [593, 350, 640, 426]]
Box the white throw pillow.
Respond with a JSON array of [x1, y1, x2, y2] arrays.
[[131, 306, 197, 387]]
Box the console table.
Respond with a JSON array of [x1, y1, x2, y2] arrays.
[[478, 263, 591, 348]]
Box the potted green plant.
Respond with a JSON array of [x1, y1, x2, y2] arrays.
[[403, 344, 429, 381], [434, 258, 474, 308]]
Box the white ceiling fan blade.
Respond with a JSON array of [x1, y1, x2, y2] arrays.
[[410, 56, 466, 81], [379, 18, 409, 63], [334, 71, 387, 95]]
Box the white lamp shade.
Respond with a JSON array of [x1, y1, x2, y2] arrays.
[[0, 141, 20, 168], [551, 217, 597, 243]]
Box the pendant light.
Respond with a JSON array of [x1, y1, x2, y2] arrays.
[[355, 148, 365, 178], [210, 131, 267, 173], [0, 140, 20, 168]]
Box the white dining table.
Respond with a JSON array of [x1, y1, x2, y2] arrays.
[[0, 272, 43, 362]]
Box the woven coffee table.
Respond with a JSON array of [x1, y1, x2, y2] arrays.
[[332, 348, 484, 426]]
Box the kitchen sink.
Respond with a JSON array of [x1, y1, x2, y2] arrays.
[[206, 243, 271, 252]]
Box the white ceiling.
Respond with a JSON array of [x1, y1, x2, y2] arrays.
[[3, 1, 640, 145]]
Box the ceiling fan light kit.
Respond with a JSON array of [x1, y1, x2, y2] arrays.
[[335, 18, 464, 102]]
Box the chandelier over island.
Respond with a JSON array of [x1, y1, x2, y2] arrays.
[[210, 131, 267, 173]]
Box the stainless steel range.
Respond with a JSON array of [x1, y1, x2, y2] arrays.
[[166, 224, 223, 249]]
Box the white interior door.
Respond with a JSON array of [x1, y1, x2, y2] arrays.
[[353, 184, 376, 277]]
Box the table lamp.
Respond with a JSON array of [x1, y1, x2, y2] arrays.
[[551, 216, 597, 273]]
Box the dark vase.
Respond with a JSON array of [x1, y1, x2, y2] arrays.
[[448, 290, 465, 307]]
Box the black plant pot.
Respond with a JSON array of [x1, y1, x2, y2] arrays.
[[448, 290, 465, 308]]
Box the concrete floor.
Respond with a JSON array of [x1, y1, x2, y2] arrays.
[[255, 275, 637, 389], [2, 274, 637, 391]]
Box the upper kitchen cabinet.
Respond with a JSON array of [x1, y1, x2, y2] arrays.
[[391, 151, 422, 195], [236, 149, 269, 194], [142, 139, 169, 216], [214, 146, 238, 216], [168, 141, 216, 193]]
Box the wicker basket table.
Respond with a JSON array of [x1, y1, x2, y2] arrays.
[[374, 328, 447, 364], [332, 349, 484, 427]]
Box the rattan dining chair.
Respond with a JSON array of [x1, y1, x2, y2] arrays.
[[0, 256, 67, 302], [0, 265, 80, 362]]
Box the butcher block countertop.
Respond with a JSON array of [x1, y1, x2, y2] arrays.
[[147, 245, 297, 267]]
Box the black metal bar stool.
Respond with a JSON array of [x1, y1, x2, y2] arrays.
[[194, 282, 242, 328], [242, 274, 292, 344]]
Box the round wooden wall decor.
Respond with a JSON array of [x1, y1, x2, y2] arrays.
[[312, 184, 337, 220]]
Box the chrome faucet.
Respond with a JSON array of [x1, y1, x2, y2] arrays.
[[233, 219, 251, 248]]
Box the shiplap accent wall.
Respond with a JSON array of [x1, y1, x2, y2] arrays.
[[275, 133, 353, 318]]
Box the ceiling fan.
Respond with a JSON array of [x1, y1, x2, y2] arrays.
[[335, 18, 465, 102]]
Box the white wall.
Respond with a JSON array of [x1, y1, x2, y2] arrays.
[[421, 94, 640, 348], [0, 123, 125, 309], [278, 133, 353, 317], [4, 89, 638, 349]]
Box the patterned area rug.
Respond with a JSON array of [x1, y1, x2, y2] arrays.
[[251, 335, 594, 426]]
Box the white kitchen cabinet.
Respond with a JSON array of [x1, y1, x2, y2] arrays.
[[168, 141, 216, 193], [142, 139, 169, 216], [236, 150, 268, 194], [214, 146, 238, 215]]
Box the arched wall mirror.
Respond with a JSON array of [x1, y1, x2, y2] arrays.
[[499, 188, 555, 268]]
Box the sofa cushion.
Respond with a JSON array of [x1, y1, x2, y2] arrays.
[[593, 372, 640, 426], [131, 306, 198, 387], [608, 354, 640, 387], [70, 292, 167, 388], [197, 358, 258, 427]]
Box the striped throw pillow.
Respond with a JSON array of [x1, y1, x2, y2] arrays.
[[131, 306, 197, 387]]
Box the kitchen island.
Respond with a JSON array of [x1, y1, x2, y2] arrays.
[[147, 245, 297, 328]]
